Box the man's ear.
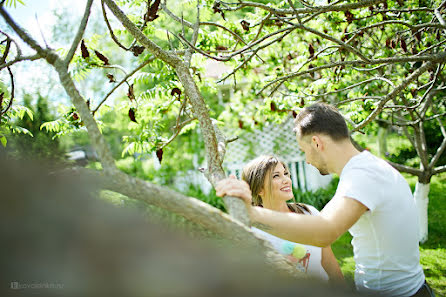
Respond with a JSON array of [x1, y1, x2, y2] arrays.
[[258, 188, 264, 198], [312, 135, 324, 151]]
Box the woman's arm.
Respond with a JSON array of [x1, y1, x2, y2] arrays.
[[321, 246, 344, 283]]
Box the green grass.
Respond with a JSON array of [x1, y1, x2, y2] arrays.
[[331, 173, 446, 296]]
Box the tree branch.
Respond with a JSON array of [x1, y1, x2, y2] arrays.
[[0, 66, 14, 116], [64, 0, 94, 66], [0, 54, 41, 70], [0, 6, 57, 64], [352, 61, 434, 131], [103, 0, 182, 67], [220, 0, 385, 15], [386, 160, 422, 177], [433, 164, 446, 175], [93, 58, 154, 115], [1, 5, 117, 172], [67, 166, 303, 277]]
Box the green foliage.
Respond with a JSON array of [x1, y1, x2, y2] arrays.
[[3, 0, 25, 8], [292, 177, 339, 211], [183, 185, 227, 212], [5, 94, 65, 161], [0, 86, 36, 148], [40, 106, 88, 139]]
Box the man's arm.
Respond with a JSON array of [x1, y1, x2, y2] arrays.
[[216, 178, 368, 247]]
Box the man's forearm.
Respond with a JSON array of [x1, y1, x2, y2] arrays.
[[250, 206, 337, 247]]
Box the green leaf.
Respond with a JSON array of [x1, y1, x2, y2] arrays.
[[12, 126, 33, 137], [4, 0, 25, 8], [0, 135, 7, 147]]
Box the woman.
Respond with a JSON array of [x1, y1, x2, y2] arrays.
[[241, 155, 344, 283]]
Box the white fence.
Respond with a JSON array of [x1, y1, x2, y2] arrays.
[[175, 117, 332, 195]]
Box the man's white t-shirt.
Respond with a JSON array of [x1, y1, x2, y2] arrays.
[[252, 205, 329, 281], [334, 150, 424, 296]]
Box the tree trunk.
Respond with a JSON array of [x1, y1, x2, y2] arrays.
[[377, 127, 388, 158], [413, 181, 430, 243]]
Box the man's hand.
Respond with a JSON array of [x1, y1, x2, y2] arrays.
[[215, 176, 252, 205]]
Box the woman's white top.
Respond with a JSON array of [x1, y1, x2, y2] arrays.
[[252, 205, 329, 281]]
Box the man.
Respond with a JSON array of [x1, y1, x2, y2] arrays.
[[216, 103, 434, 297]]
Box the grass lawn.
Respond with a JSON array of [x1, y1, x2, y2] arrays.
[[331, 173, 446, 296]]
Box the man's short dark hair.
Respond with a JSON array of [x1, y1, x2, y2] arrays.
[[294, 102, 349, 141]]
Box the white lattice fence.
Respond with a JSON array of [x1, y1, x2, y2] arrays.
[[223, 118, 313, 191]]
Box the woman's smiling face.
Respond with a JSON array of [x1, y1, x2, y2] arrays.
[[261, 162, 294, 204]]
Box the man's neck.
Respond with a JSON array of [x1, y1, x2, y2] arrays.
[[328, 140, 361, 176]]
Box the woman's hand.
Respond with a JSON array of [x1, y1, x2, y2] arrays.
[[215, 176, 252, 205]]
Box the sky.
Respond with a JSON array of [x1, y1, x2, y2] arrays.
[[5, 0, 89, 52], [1, 0, 98, 103]]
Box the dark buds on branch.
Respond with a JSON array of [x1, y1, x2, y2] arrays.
[[145, 0, 161, 22], [308, 43, 314, 58], [170, 87, 181, 100], [240, 20, 250, 31], [106, 73, 116, 83], [212, 1, 225, 20], [216, 45, 228, 51], [128, 84, 135, 101], [80, 40, 90, 59], [156, 148, 163, 163], [131, 45, 145, 56], [270, 102, 277, 112], [0, 92, 4, 111], [400, 38, 407, 53], [94, 50, 109, 65], [415, 31, 422, 42], [128, 107, 137, 123], [238, 120, 244, 129], [344, 11, 354, 23]]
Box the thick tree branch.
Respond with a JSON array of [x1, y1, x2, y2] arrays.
[[67, 166, 303, 277], [220, 0, 385, 15], [386, 160, 422, 177]]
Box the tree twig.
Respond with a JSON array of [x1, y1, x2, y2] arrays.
[[64, 0, 94, 66]]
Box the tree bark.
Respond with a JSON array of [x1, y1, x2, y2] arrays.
[[68, 167, 304, 277], [413, 182, 430, 243]]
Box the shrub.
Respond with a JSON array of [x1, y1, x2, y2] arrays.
[[292, 177, 339, 211]]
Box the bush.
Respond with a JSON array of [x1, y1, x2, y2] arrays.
[[183, 184, 227, 213], [292, 177, 339, 211]]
